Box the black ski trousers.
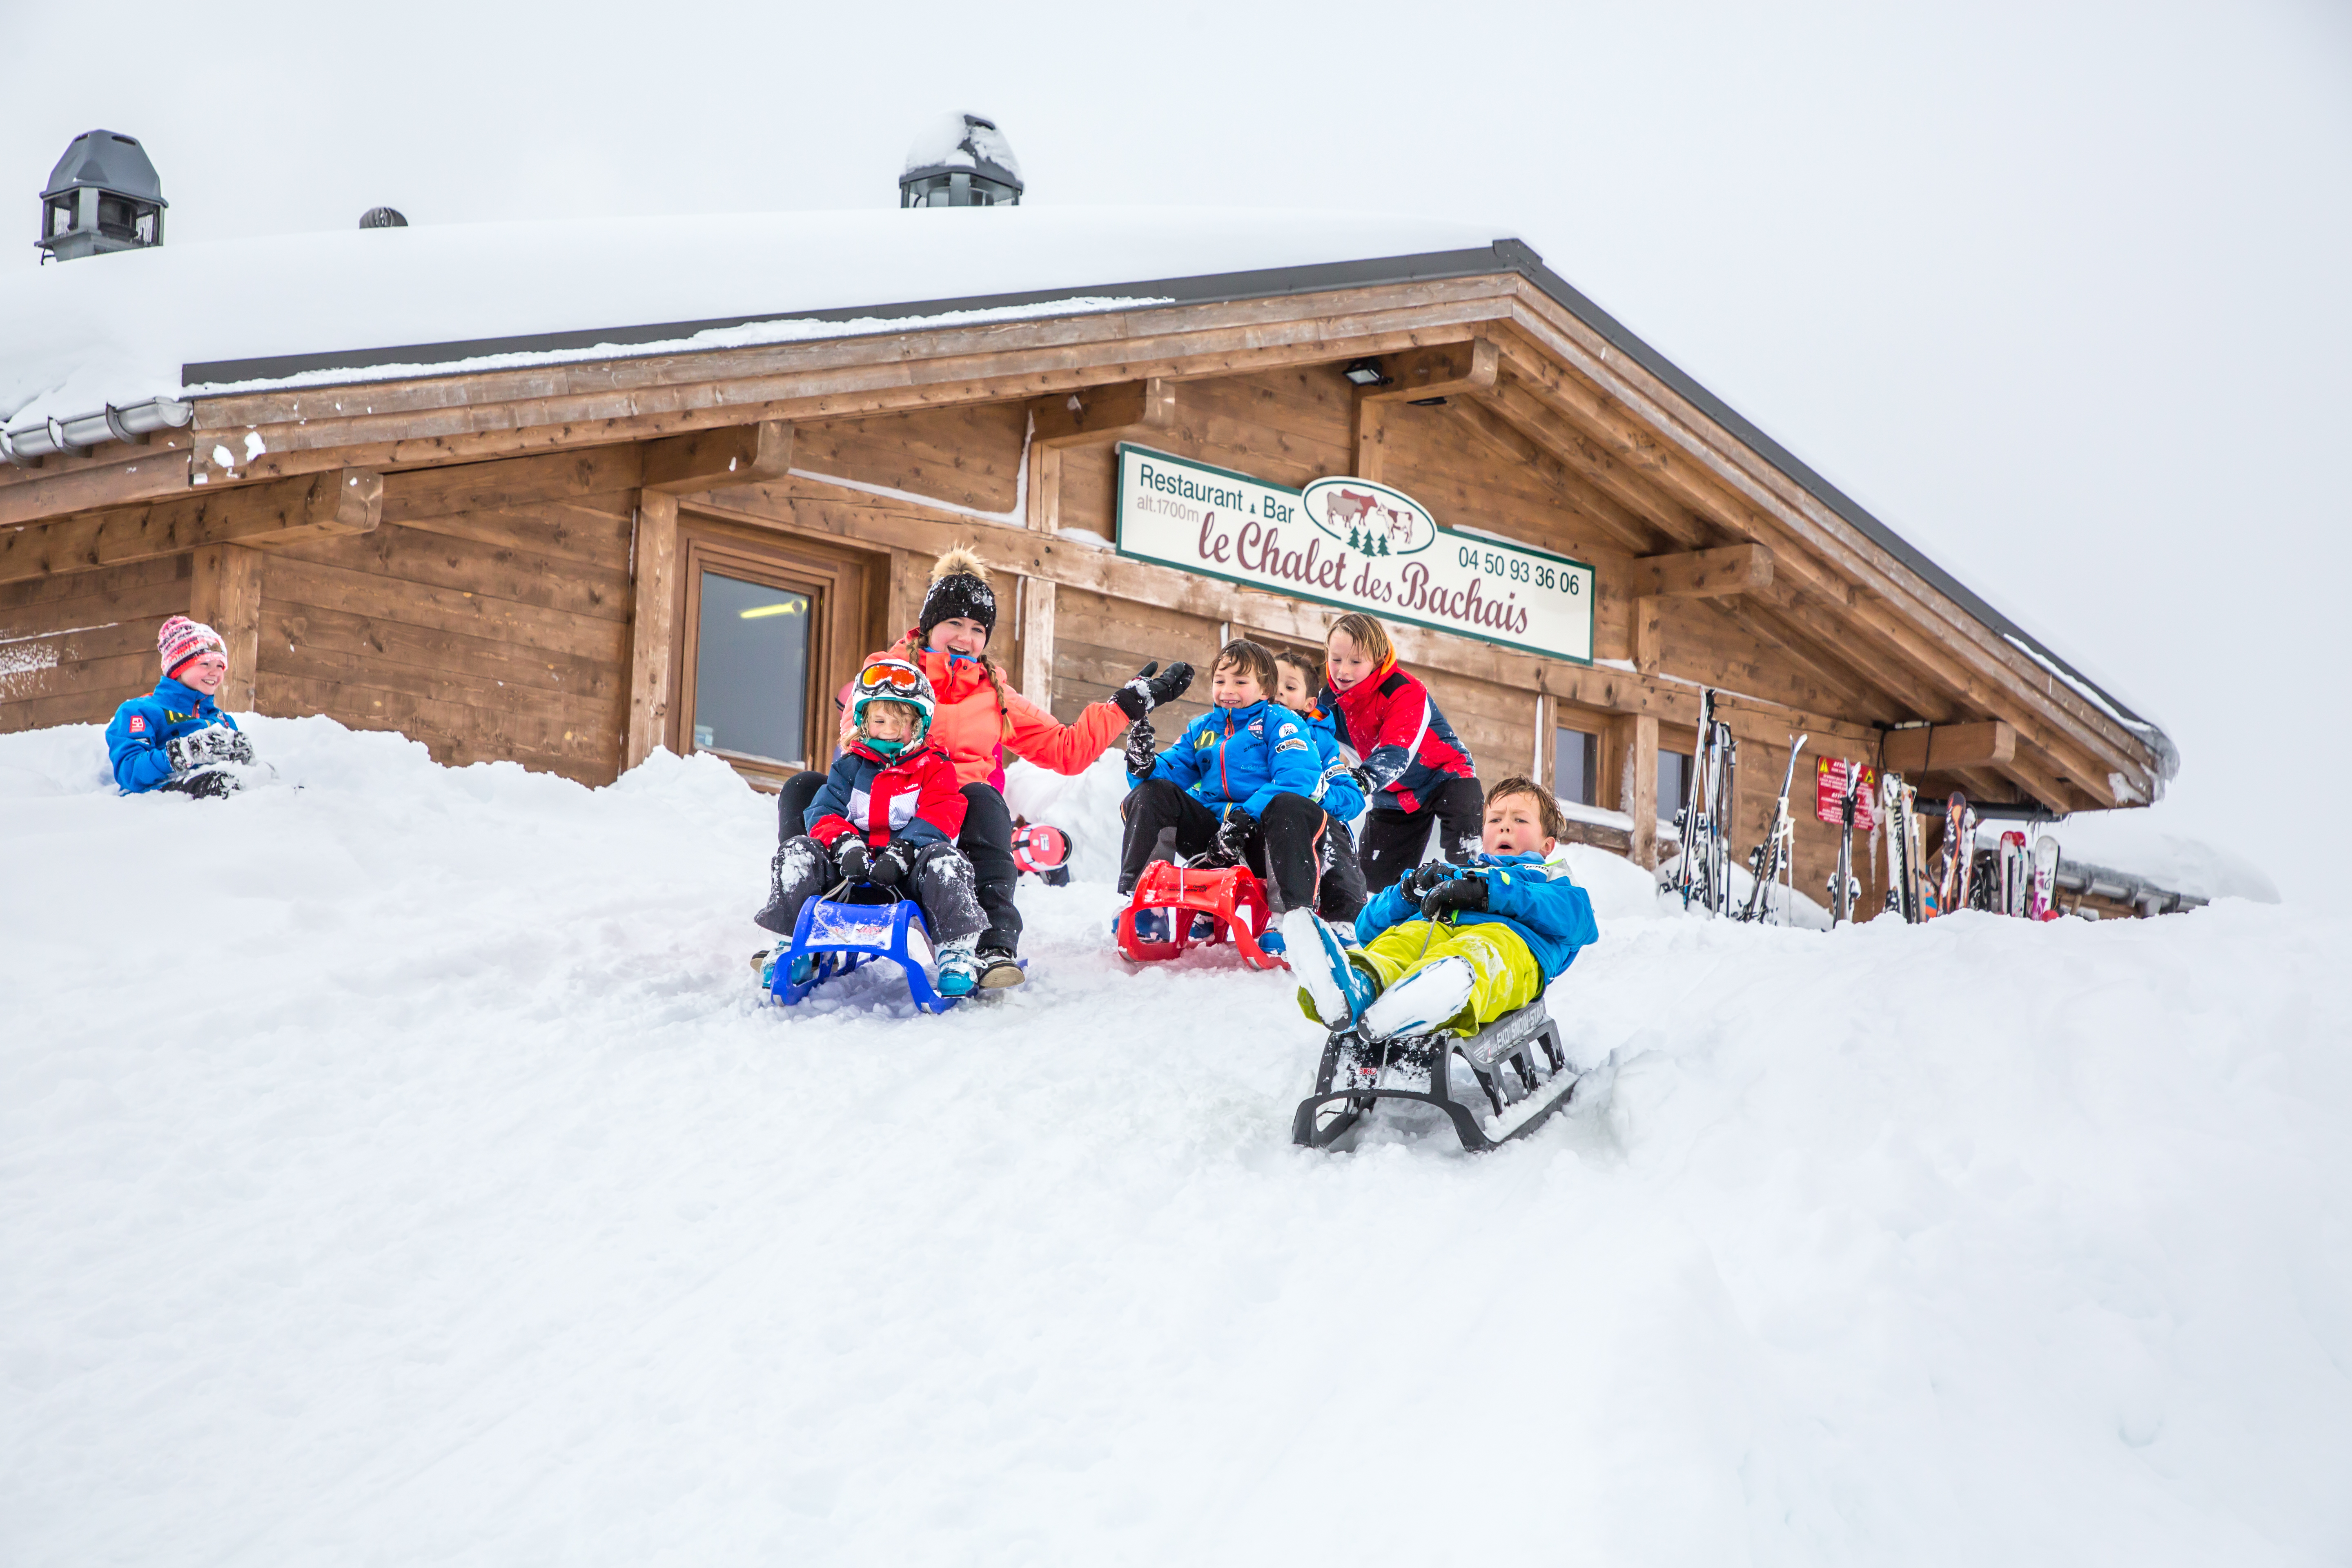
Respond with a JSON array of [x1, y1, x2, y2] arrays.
[[1318, 816, 1368, 922], [1359, 776, 1487, 895], [755, 834, 986, 944], [1118, 779, 1324, 916], [775, 770, 1024, 954]]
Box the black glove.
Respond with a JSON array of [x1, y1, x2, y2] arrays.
[[221, 728, 254, 765], [177, 768, 239, 800], [833, 839, 873, 882], [1420, 873, 1490, 919], [1212, 806, 1256, 864], [869, 840, 916, 886], [1345, 765, 1375, 797], [1124, 716, 1158, 776], [1399, 862, 1454, 903], [1110, 660, 1196, 722]]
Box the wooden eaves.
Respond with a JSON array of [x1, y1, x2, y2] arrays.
[[0, 242, 2168, 813]]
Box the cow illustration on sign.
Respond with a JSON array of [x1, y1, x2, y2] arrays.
[[1301, 477, 1436, 556]]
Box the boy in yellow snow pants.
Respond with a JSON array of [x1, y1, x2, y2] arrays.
[[1292, 777, 1601, 1042]]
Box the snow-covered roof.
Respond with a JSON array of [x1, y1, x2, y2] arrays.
[[0, 203, 2173, 767], [0, 207, 1499, 417]]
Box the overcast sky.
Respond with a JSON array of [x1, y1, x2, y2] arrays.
[[7, 0, 2347, 897]]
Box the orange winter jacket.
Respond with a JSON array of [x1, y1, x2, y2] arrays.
[[844, 631, 1130, 791]]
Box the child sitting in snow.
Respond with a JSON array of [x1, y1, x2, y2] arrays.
[[1271, 648, 1368, 924], [105, 615, 256, 798], [1290, 776, 1599, 1042], [1118, 638, 1326, 952], [753, 659, 989, 996]]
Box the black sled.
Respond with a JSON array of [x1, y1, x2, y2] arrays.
[[1291, 998, 1580, 1153]]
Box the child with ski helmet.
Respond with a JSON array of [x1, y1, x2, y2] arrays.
[[752, 658, 992, 996], [1118, 638, 1327, 949], [105, 615, 257, 798], [768, 546, 1195, 989], [1318, 612, 1481, 893], [1270, 647, 1369, 925], [1291, 777, 1599, 1044]]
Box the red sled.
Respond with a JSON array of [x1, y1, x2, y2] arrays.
[[1114, 861, 1289, 971]]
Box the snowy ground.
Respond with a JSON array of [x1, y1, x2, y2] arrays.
[[4, 717, 2348, 1567]]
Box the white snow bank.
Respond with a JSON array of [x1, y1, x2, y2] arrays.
[[4, 716, 2348, 1565], [2040, 808, 2281, 904], [0, 207, 1502, 423]]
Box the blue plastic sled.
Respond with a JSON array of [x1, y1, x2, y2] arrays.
[[768, 888, 956, 1014]]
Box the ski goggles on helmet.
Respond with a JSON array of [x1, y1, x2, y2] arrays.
[[855, 663, 925, 696]]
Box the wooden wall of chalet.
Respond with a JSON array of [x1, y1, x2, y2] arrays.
[[256, 453, 637, 783], [0, 555, 192, 733]]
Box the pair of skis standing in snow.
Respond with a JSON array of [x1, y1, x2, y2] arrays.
[[1878, 776, 2065, 923]]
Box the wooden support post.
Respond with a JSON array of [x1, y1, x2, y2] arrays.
[[624, 492, 680, 769], [1881, 719, 2018, 774], [1352, 394, 1386, 482], [188, 543, 264, 713], [1633, 596, 1664, 675], [1629, 713, 1660, 869], [1020, 437, 1061, 709]]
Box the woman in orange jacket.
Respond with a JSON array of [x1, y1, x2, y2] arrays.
[[772, 548, 1192, 987]]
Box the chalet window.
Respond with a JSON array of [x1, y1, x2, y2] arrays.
[[689, 570, 812, 769], [1658, 748, 1692, 822], [1553, 727, 1597, 806]]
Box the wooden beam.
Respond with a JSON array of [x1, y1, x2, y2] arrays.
[[1640, 543, 1772, 598], [687, 480, 1888, 752], [1756, 577, 1957, 722], [1356, 338, 1499, 403], [0, 468, 381, 585], [1440, 399, 1654, 553], [1882, 720, 2016, 774], [624, 492, 679, 769], [188, 543, 265, 713], [640, 421, 792, 493], [0, 443, 195, 529], [1027, 379, 1175, 450]]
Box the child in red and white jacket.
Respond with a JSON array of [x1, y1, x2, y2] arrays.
[[752, 659, 989, 995]]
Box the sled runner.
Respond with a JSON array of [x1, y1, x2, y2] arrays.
[[1114, 860, 1288, 971], [1291, 998, 1579, 1153], [768, 885, 969, 1014]]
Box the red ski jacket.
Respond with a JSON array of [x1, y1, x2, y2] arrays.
[[1319, 659, 1477, 815], [804, 740, 969, 849]]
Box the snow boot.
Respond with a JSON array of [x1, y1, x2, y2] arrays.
[[1121, 908, 1172, 946], [975, 948, 1025, 989], [1360, 955, 1475, 1042], [1287, 908, 1376, 1027], [753, 947, 818, 990], [936, 938, 981, 998]]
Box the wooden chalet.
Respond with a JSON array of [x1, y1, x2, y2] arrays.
[[0, 212, 2174, 912]]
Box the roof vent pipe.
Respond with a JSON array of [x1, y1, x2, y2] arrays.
[[359, 207, 409, 229], [36, 130, 167, 263], [900, 113, 1023, 208]]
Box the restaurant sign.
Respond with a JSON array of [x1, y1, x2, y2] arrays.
[[1114, 445, 1595, 664]]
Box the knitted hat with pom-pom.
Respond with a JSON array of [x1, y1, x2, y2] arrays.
[[157, 615, 225, 679], [918, 547, 997, 642]]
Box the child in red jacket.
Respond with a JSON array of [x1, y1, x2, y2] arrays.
[[1318, 612, 1483, 894], [753, 660, 989, 995]]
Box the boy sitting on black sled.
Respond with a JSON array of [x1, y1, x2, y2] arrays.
[[753, 659, 989, 996], [1290, 777, 1599, 1041], [1117, 638, 1325, 954]]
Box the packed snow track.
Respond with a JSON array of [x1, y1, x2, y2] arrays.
[[4, 718, 2346, 1566]]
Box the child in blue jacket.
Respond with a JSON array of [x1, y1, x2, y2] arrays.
[[1292, 776, 1599, 1042], [1118, 639, 1326, 949], [1273, 648, 1368, 924], [105, 615, 256, 799]]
